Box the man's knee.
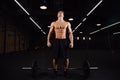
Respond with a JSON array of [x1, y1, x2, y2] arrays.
[[64, 58, 69, 63], [53, 58, 58, 64]]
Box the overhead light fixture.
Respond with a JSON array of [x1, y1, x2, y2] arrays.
[[29, 17, 46, 35], [40, 5, 47, 10], [40, 0, 47, 10], [14, 0, 46, 35], [68, 18, 74, 21], [96, 23, 101, 26], [87, 0, 103, 16], [90, 21, 120, 35], [72, 0, 103, 33], [29, 17, 41, 30], [72, 22, 82, 32], [89, 37, 91, 40], [14, 0, 30, 15], [82, 18, 87, 22], [80, 32, 83, 34], [83, 37, 85, 40], [77, 37, 79, 40], [113, 32, 120, 35]]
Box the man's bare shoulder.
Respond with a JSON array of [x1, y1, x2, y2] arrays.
[[64, 21, 70, 24], [65, 21, 71, 26], [51, 21, 58, 25], [51, 21, 56, 24]]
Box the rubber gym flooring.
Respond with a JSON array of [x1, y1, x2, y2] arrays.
[[0, 49, 120, 80]]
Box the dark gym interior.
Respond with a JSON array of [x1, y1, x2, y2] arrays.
[[0, 0, 120, 80]]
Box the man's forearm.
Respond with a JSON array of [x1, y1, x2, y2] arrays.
[[47, 32, 51, 43], [69, 33, 73, 43]]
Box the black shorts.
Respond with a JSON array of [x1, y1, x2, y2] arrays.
[[52, 39, 69, 59]]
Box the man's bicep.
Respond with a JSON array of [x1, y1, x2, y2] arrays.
[[49, 22, 54, 33], [67, 22, 72, 33], [49, 26, 54, 32]]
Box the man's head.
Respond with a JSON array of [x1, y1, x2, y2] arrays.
[[57, 10, 64, 18]]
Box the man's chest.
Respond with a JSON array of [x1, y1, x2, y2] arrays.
[[54, 23, 68, 29]]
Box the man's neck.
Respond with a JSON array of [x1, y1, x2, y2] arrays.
[[58, 18, 64, 22]]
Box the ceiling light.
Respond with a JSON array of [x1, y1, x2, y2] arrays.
[[82, 17, 87, 22], [83, 37, 85, 40], [80, 32, 83, 34], [90, 21, 120, 35], [89, 37, 91, 40], [40, 5, 47, 10], [96, 24, 101, 26], [113, 32, 120, 35], [29, 17, 41, 30], [14, 0, 30, 15], [87, 0, 103, 16], [77, 37, 79, 40], [68, 18, 74, 21], [29, 17, 46, 35], [73, 0, 103, 33]]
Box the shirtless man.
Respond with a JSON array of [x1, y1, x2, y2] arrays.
[[47, 11, 73, 76]]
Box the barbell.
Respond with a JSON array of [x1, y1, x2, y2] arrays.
[[21, 60, 98, 78]]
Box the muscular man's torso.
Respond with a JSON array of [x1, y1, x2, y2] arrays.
[[53, 21, 68, 39]]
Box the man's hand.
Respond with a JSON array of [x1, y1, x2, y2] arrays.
[[47, 42, 51, 47], [69, 42, 73, 48]]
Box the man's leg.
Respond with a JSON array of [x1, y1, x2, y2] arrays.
[[64, 58, 69, 71], [52, 58, 58, 71], [52, 58, 58, 77], [63, 58, 70, 77]]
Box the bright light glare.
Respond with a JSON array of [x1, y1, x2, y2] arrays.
[[80, 32, 83, 34], [89, 37, 91, 40], [68, 18, 74, 21], [83, 37, 85, 40], [40, 5, 47, 10], [77, 37, 79, 40], [96, 24, 101, 26]]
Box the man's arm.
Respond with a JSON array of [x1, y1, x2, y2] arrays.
[[47, 22, 54, 47], [67, 22, 73, 48]]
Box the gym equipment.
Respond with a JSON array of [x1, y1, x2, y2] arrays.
[[21, 60, 98, 78]]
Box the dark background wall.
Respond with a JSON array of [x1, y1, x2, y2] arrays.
[[0, 14, 30, 54]]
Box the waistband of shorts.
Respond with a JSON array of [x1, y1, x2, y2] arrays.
[[55, 38, 67, 40]]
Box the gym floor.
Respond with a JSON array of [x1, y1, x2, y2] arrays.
[[0, 49, 120, 80]]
